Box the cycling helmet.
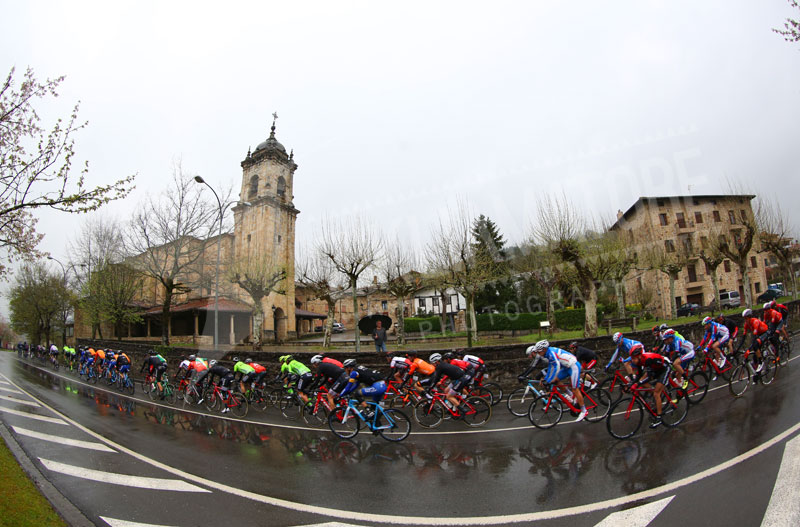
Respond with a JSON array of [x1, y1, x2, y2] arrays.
[[525, 345, 536, 357], [569, 341, 578, 350], [429, 353, 443, 363], [662, 329, 676, 339], [343, 358, 357, 368], [209, 360, 218, 367], [245, 358, 252, 364], [768, 300, 777, 309], [534, 340, 549, 353], [659, 323, 669, 331], [630, 344, 644, 357], [651, 325, 660, 334], [107, 351, 115, 357], [310, 354, 323, 364], [233, 356, 240, 362], [702, 316, 712, 325], [149, 349, 157, 356], [742, 308, 753, 318], [406, 350, 418, 357], [279, 355, 292, 363], [443, 352, 454, 360], [763, 302, 771, 310], [612, 332, 623, 344], [188, 354, 196, 361]]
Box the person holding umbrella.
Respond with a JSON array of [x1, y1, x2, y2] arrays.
[[372, 319, 388, 354]]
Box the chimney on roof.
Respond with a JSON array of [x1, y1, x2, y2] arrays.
[[617, 209, 624, 220], [373, 275, 378, 284]]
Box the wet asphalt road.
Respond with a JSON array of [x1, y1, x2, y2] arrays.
[[1, 351, 799, 527]]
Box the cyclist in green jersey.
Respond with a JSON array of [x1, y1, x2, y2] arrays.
[[279, 355, 313, 405], [232, 357, 256, 394]]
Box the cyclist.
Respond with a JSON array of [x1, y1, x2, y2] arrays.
[[568, 341, 598, 388], [309, 354, 345, 409], [279, 355, 313, 406], [425, 352, 468, 414], [48, 343, 59, 367], [715, 314, 740, 355], [232, 357, 256, 394], [461, 351, 487, 385], [661, 329, 694, 389], [96, 348, 107, 377], [105, 351, 117, 381], [116, 351, 131, 383], [84, 348, 97, 375], [445, 352, 478, 398], [248, 359, 268, 388], [321, 354, 344, 368], [763, 302, 788, 342], [404, 350, 436, 394], [767, 300, 790, 339], [340, 358, 388, 418], [609, 332, 640, 378], [519, 345, 548, 383], [629, 344, 672, 428], [698, 316, 730, 368], [205, 360, 235, 412], [178, 355, 207, 388], [387, 353, 413, 385], [743, 308, 770, 372], [531, 340, 588, 422], [140, 350, 168, 397]]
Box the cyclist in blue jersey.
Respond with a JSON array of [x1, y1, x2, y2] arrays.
[[661, 329, 694, 389], [531, 340, 588, 422], [608, 332, 640, 378], [698, 316, 729, 368]]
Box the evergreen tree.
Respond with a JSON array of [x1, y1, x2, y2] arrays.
[[471, 215, 515, 312]]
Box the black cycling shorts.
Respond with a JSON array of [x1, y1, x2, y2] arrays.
[[296, 373, 313, 394]]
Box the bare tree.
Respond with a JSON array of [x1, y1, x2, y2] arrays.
[[717, 219, 757, 308], [318, 216, 383, 352], [514, 240, 563, 329], [0, 67, 135, 275], [382, 239, 422, 345], [88, 262, 143, 339], [125, 164, 218, 345], [755, 197, 798, 300], [427, 202, 495, 347], [227, 253, 287, 349], [296, 248, 348, 348], [643, 243, 691, 320], [696, 228, 727, 309], [534, 194, 617, 337]]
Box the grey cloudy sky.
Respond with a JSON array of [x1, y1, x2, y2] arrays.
[[1, 0, 799, 310]]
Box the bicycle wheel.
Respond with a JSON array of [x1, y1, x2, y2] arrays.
[[124, 378, 135, 396], [761, 351, 778, 385], [204, 390, 219, 411], [606, 396, 644, 440], [528, 395, 563, 429], [413, 399, 444, 428], [685, 371, 709, 405], [778, 341, 791, 367], [230, 394, 249, 418], [280, 396, 303, 420], [462, 396, 491, 427], [661, 389, 688, 427], [252, 391, 270, 412], [481, 382, 504, 406], [87, 372, 97, 384], [328, 408, 360, 439], [507, 386, 539, 417], [584, 388, 612, 423], [599, 377, 624, 404], [379, 409, 411, 442], [728, 363, 750, 397], [387, 394, 410, 409], [268, 388, 283, 408], [53, 360, 59, 371], [302, 404, 329, 427], [164, 386, 176, 405], [141, 378, 150, 394], [469, 386, 495, 407], [148, 384, 160, 401]]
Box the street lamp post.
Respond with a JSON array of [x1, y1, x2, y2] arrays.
[[47, 256, 68, 348], [194, 176, 223, 352]]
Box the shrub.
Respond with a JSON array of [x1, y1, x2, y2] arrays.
[[404, 317, 441, 333], [154, 345, 175, 355], [475, 312, 548, 331]]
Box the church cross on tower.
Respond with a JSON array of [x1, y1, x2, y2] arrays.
[[271, 112, 278, 134]]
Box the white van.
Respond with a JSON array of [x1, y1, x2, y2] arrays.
[[719, 291, 741, 308]]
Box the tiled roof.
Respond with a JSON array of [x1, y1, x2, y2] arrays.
[[144, 297, 252, 314]]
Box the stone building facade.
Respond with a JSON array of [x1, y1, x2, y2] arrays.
[[611, 194, 768, 317]]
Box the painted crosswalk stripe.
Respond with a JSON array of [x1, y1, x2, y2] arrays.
[[0, 407, 67, 425], [593, 496, 673, 527], [100, 517, 179, 527], [0, 380, 10, 385], [0, 386, 23, 394], [13, 426, 116, 452], [0, 394, 40, 407], [761, 435, 800, 526], [39, 459, 210, 492]]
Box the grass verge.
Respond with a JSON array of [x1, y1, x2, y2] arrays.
[[0, 434, 67, 527]]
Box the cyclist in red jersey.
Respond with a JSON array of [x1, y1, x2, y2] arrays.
[[764, 301, 789, 341], [743, 309, 769, 370], [629, 344, 671, 428]]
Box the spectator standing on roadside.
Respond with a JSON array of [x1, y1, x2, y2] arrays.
[[372, 320, 388, 354]]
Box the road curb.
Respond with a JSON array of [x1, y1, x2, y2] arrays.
[[0, 420, 96, 527]]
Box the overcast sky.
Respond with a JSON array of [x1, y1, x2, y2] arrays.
[[2, 1, 799, 315]]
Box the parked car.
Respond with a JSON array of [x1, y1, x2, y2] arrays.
[[768, 282, 786, 296], [757, 289, 780, 303], [719, 291, 741, 308], [676, 303, 700, 317], [332, 322, 345, 333]]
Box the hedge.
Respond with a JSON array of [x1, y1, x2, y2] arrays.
[[404, 317, 442, 333], [474, 308, 602, 332]]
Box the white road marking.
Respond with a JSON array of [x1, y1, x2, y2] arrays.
[[0, 406, 67, 425], [761, 434, 800, 527], [0, 386, 23, 394], [39, 458, 210, 493], [295, 523, 366, 527], [0, 394, 40, 407], [593, 496, 673, 527], [101, 517, 179, 527], [13, 426, 116, 452], [0, 380, 10, 385]]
